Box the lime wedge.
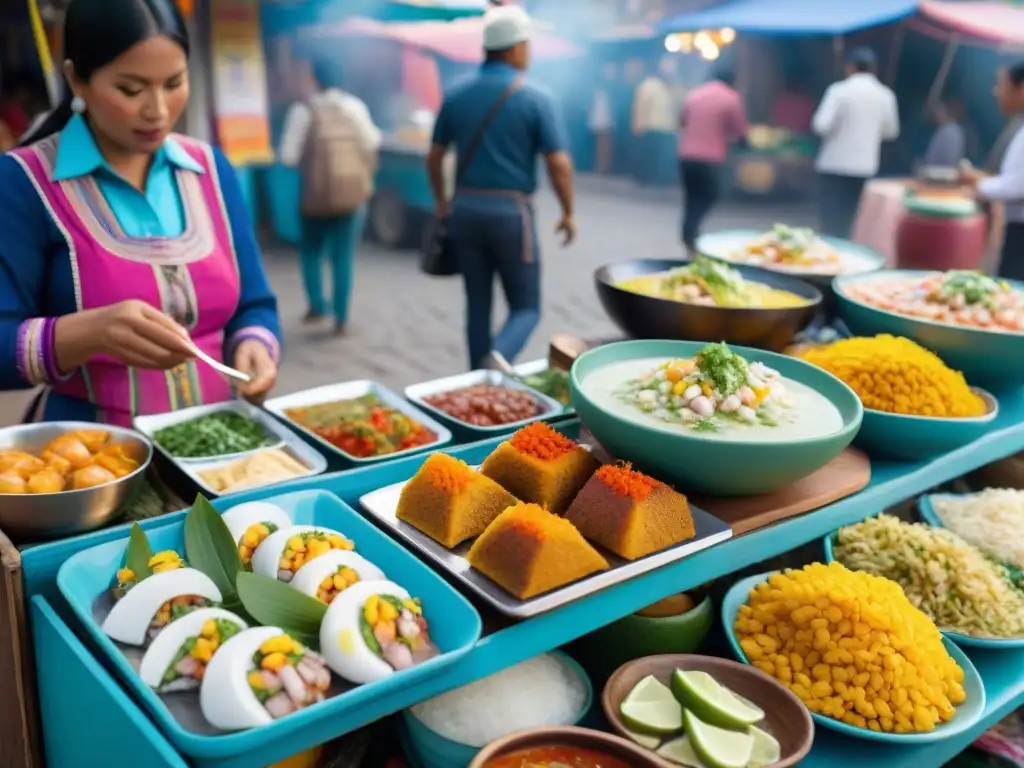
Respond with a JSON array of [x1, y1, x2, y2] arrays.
[[657, 735, 709, 767], [671, 669, 765, 730], [746, 726, 781, 768], [620, 676, 684, 735], [684, 709, 755, 768], [622, 724, 663, 750]]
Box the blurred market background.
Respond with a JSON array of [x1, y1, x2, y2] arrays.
[[3, 0, 1024, 765]]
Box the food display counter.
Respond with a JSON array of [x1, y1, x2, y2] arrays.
[[10, 241, 1024, 768], [729, 126, 816, 197]]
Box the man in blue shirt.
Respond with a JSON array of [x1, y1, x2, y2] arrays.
[[427, 5, 576, 370]]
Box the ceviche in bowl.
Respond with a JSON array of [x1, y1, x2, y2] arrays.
[[835, 269, 1024, 391], [570, 340, 862, 496], [843, 270, 1024, 333]]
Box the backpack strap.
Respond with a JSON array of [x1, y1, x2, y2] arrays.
[[455, 77, 524, 183]]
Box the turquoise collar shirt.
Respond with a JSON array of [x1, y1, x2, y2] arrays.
[[51, 113, 205, 237]]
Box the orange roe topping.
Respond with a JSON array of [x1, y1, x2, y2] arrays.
[[595, 463, 662, 501], [424, 453, 474, 494], [503, 503, 561, 542], [508, 422, 578, 461]]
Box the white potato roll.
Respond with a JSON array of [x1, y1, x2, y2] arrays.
[[139, 608, 247, 690], [199, 626, 284, 730], [320, 579, 410, 685], [101, 568, 221, 646], [289, 550, 386, 599], [221, 501, 292, 544]]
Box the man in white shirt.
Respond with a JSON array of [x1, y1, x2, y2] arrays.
[[631, 58, 676, 186], [812, 48, 899, 238], [962, 62, 1024, 280], [279, 60, 381, 335]]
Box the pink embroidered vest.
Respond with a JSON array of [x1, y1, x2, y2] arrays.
[[10, 135, 241, 427]]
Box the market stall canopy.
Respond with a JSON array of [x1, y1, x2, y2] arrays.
[[262, 0, 487, 29], [915, 0, 1024, 47], [300, 16, 583, 62], [659, 0, 919, 36]]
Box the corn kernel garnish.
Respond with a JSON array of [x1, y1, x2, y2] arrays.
[[116, 567, 135, 584], [148, 550, 184, 572]]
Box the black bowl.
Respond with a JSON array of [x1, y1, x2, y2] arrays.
[[595, 259, 823, 352]]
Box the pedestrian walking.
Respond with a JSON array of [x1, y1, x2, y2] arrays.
[[812, 48, 899, 238], [279, 59, 381, 336], [961, 61, 1024, 280], [589, 67, 614, 175], [677, 69, 748, 253], [426, 5, 576, 370], [631, 59, 675, 186]]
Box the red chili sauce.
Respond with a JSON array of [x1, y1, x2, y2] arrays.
[[424, 385, 546, 427], [484, 745, 633, 768]]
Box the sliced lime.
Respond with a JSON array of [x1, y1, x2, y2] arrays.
[[746, 726, 781, 768], [684, 709, 755, 768], [671, 669, 765, 730], [657, 735, 709, 767], [620, 676, 684, 735], [622, 724, 663, 750]]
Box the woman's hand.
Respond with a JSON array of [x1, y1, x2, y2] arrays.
[[55, 300, 195, 373], [232, 340, 278, 404]]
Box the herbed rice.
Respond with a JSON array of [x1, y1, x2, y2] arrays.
[[932, 489, 1024, 570], [410, 653, 586, 747], [833, 514, 1024, 639]]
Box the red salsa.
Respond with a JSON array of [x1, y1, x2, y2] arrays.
[[484, 746, 633, 768], [424, 385, 546, 427], [285, 395, 436, 458]]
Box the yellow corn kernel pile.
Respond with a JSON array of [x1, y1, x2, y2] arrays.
[[316, 567, 360, 603], [799, 335, 986, 417], [238, 523, 272, 564], [734, 562, 966, 733], [278, 532, 353, 572]]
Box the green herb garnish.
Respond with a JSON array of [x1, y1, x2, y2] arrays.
[[154, 411, 272, 459], [694, 342, 750, 396], [693, 419, 719, 432], [939, 271, 1000, 307]]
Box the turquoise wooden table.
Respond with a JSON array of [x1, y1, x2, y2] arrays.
[[22, 388, 1024, 766]]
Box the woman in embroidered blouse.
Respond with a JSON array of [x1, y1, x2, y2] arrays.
[[0, 0, 281, 426]]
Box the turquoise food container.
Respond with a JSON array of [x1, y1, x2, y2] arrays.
[[854, 388, 998, 460], [570, 340, 863, 496], [400, 651, 593, 768], [834, 270, 1024, 393]]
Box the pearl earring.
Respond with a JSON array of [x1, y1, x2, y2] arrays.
[[70, 96, 86, 114]]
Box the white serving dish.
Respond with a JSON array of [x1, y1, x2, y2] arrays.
[[264, 380, 452, 464]]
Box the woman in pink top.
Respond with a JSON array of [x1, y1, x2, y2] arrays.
[[678, 69, 748, 251]]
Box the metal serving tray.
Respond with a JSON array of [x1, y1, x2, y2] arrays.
[[263, 380, 453, 465], [134, 400, 286, 464], [405, 369, 565, 438], [360, 475, 732, 619], [514, 358, 575, 417], [134, 400, 327, 498]]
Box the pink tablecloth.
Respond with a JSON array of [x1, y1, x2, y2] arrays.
[[850, 178, 909, 267]]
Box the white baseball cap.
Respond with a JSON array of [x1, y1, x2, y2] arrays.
[[482, 5, 533, 51]]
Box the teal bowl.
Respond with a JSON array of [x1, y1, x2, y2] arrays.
[[854, 388, 998, 460], [834, 269, 1024, 392], [722, 572, 986, 743], [569, 340, 863, 496], [401, 651, 593, 768]]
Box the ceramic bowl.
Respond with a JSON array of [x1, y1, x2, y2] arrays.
[[834, 269, 1024, 392], [696, 229, 885, 318], [722, 572, 986, 743], [0, 421, 152, 540], [602, 654, 813, 768], [469, 726, 663, 768], [569, 340, 863, 496], [853, 387, 998, 460], [574, 596, 714, 679], [401, 651, 593, 768], [594, 259, 821, 352]]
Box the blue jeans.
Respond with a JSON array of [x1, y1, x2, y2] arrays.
[[451, 194, 541, 369], [300, 207, 366, 322]]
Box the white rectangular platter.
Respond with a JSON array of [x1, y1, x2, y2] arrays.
[[360, 475, 732, 619], [264, 380, 453, 464], [134, 399, 327, 497]]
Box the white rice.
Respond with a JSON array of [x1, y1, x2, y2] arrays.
[[409, 653, 587, 747]]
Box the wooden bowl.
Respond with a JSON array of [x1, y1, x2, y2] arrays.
[[468, 726, 663, 768], [602, 655, 814, 768]]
